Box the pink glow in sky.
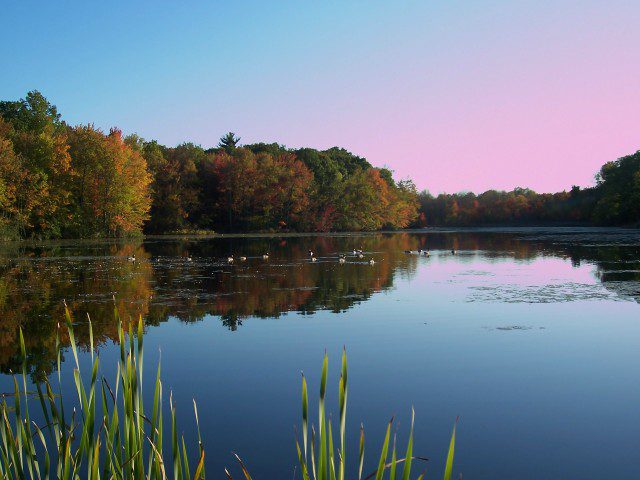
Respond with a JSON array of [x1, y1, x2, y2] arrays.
[[3, 1, 639, 193], [249, 2, 640, 194]]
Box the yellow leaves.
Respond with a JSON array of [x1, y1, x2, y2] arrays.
[[67, 125, 152, 236]]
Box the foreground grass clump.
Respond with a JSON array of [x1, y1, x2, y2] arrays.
[[0, 306, 204, 480], [0, 307, 457, 479], [290, 351, 457, 480]]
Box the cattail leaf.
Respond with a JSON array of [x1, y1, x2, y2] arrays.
[[443, 419, 458, 480], [374, 418, 393, 480]]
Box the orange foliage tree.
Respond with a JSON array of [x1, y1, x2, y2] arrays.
[[207, 148, 314, 231], [66, 126, 151, 237]]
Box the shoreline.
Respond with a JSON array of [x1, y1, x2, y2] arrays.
[[1, 225, 639, 247]]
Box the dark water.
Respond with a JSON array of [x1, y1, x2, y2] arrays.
[[1, 228, 639, 479]]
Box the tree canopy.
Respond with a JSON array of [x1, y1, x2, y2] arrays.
[[592, 152, 640, 225], [414, 187, 600, 227], [3, 90, 638, 238], [0, 92, 420, 238]]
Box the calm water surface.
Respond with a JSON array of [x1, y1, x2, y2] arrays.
[[1, 228, 639, 479]]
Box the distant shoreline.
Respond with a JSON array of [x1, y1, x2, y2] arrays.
[[2, 225, 639, 247]]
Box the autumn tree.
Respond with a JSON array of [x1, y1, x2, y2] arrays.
[[0, 91, 73, 237], [207, 148, 313, 231], [0, 119, 33, 237], [385, 179, 419, 228], [11, 90, 620, 235], [66, 126, 151, 236], [253, 151, 314, 230], [139, 142, 204, 233]]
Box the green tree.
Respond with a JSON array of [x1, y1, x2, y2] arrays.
[[0, 90, 61, 132], [218, 132, 241, 153], [0, 91, 72, 237], [385, 179, 419, 228], [593, 152, 640, 225]]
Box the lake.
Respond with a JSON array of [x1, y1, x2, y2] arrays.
[[0, 228, 639, 479]]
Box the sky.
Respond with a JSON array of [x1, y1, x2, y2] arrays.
[[1, 0, 639, 193]]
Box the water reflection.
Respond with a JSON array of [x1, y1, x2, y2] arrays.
[[0, 229, 638, 376]]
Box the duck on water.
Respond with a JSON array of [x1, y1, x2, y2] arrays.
[[404, 249, 430, 256]]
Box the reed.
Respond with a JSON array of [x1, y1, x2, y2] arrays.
[[0, 310, 457, 480], [0, 305, 204, 480], [291, 350, 458, 480]]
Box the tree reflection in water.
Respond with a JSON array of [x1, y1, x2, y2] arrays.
[[0, 230, 638, 377]]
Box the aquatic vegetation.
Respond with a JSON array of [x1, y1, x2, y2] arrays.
[[0, 307, 457, 479], [0, 306, 205, 480], [291, 350, 458, 480]]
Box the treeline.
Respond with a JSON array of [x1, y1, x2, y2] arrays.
[[0, 91, 419, 239], [415, 153, 640, 227], [415, 187, 598, 226], [2, 91, 638, 238], [139, 135, 418, 234]]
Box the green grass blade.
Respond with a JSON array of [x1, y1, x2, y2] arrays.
[[302, 373, 308, 463], [3, 401, 25, 480], [55, 324, 61, 384], [295, 439, 311, 480], [62, 437, 72, 480], [35, 382, 53, 442], [171, 393, 182, 480], [358, 424, 365, 480], [338, 348, 347, 480], [181, 436, 191, 480], [318, 353, 328, 480], [91, 435, 100, 480], [88, 313, 94, 363], [401, 408, 415, 480], [32, 422, 50, 480], [327, 418, 336, 480], [63, 304, 80, 372], [137, 315, 144, 393], [310, 425, 317, 480], [390, 434, 397, 480], [443, 418, 458, 480], [146, 434, 167, 480], [374, 417, 393, 480]]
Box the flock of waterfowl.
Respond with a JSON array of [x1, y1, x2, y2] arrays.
[[126, 248, 457, 264], [403, 248, 456, 256], [126, 249, 377, 264]]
